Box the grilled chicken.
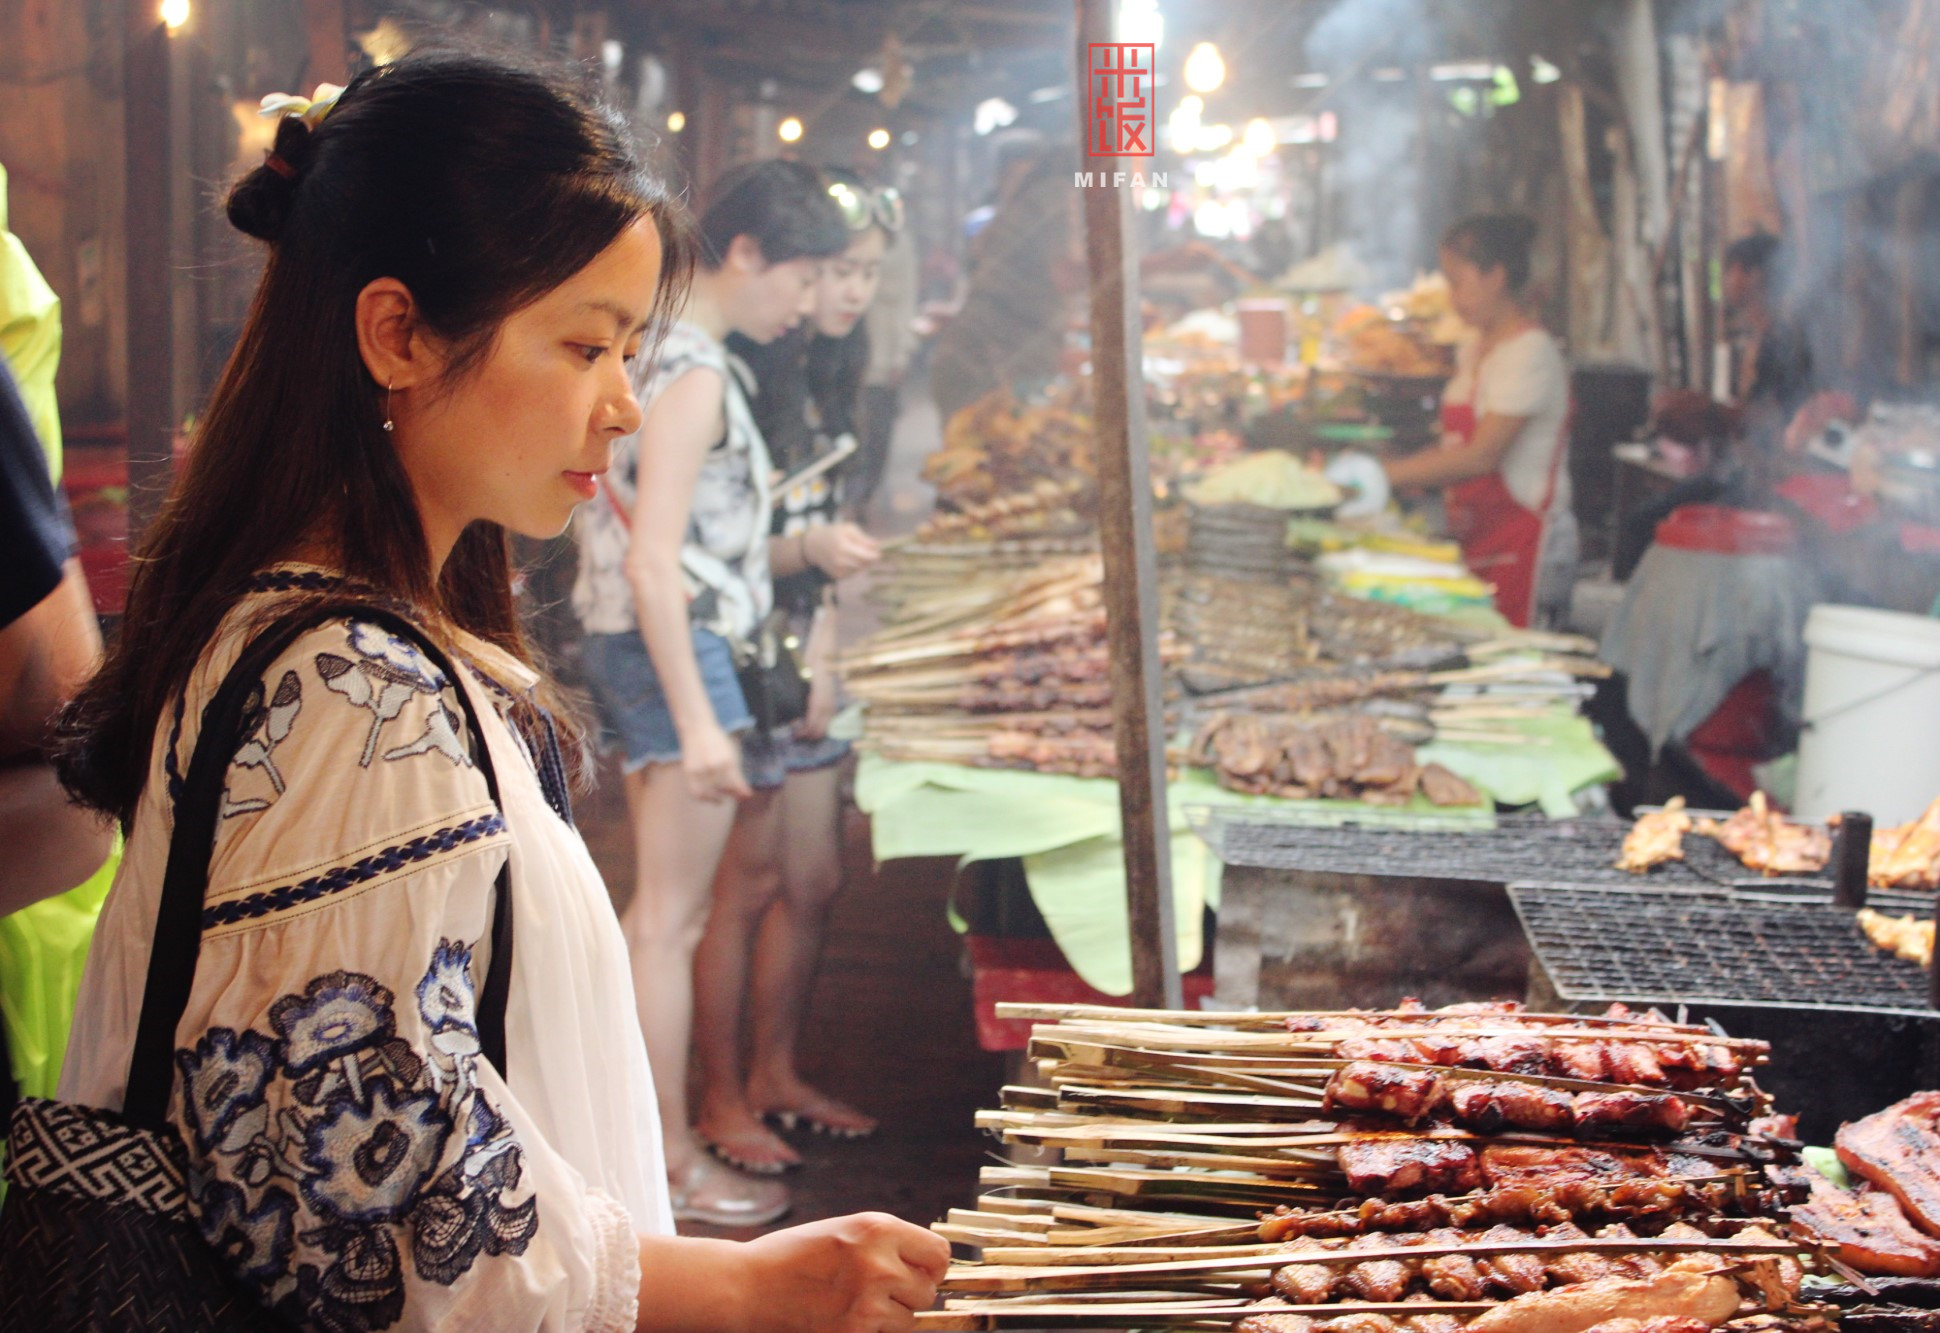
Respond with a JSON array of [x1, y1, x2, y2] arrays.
[[1618, 797, 1692, 872], [1857, 907, 1934, 967], [1416, 1227, 1487, 1300], [1696, 790, 1830, 875], [1270, 1236, 1343, 1304], [1837, 1090, 1940, 1236], [1473, 1223, 1547, 1294], [1871, 794, 1940, 889], [1461, 1260, 1741, 1333]]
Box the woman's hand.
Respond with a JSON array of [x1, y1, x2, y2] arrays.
[[797, 664, 839, 742], [681, 719, 752, 804], [803, 523, 881, 580], [737, 1213, 950, 1332], [795, 607, 840, 742]]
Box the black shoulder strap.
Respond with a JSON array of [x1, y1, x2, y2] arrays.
[[122, 603, 515, 1130]]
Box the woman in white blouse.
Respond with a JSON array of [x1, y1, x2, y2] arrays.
[[1383, 214, 1575, 628], [42, 51, 944, 1332]]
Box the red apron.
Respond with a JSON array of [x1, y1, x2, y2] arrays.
[[1440, 347, 1564, 629]]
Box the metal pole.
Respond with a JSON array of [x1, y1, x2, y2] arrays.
[[123, 5, 175, 544], [1073, 0, 1180, 1009]]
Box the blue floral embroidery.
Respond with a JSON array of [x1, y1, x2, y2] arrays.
[[315, 621, 465, 770], [415, 940, 482, 1066], [347, 622, 446, 691], [195, 1177, 298, 1286], [175, 949, 535, 1327], [224, 669, 304, 818], [176, 1028, 278, 1155], [301, 1081, 450, 1224], [271, 972, 397, 1074]]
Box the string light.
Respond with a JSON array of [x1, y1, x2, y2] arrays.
[[778, 116, 804, 143], [867, 128, 891, 150], [666, 111, 686, 133], [160, 0, 190, 30], [1184, 41, 1225, 94]]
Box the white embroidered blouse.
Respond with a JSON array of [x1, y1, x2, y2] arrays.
[[59, 570, 668, 1332]]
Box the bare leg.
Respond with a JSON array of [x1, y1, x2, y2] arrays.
[[619, 761, 740, 1177], [747, 764, 877, 1136], [691, 785, 801, 1171]]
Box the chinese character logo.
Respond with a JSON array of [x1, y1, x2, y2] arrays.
[[1088, 43, 1155, 157]]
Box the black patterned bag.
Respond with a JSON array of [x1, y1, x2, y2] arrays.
[[0, 603, 516, 1331]]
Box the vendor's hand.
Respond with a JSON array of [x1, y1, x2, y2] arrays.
[[805, 522, 881, 580], [681, 721, 752, 804], [1784, 390, 1859, 455], [797, 663, 840, 742], [738, 1212, 949, 1332]]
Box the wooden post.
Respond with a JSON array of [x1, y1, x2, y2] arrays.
[[123, 4, 174, 542], [1073, 0, 1180, 1010]]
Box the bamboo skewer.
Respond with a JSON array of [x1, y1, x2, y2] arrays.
[[916, 1301, 1495, 1330], [943, 1235, 1809, 1292]]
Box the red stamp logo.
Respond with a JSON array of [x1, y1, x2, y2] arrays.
[[1087, 43, 1155, 157]]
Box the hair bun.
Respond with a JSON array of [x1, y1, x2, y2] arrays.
[[226, 117, 314, 243]]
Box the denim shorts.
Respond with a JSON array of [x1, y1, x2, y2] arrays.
[[580, 627, 754, 775], [741, 728, 852, 792]]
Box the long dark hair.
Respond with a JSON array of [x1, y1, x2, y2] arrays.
[[695, 158, 849, 271], [57, 49, 693, 827]]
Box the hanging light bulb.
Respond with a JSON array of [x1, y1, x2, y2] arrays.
[[666, 111, 686, 133], [867, 128, 891, 150], [1243, 117, 1277, 157], [778, 116, 804, 143], [1184, 41, 1225, 94], [160, 0, 190, 30]]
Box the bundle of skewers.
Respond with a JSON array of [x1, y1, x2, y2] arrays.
[[848, 544, 1612, 783], [844, 557, 1185, 776], [921, 1001, 1832, 1332]]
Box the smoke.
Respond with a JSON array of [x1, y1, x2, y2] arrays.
[[1303, 0, 1436, 290]]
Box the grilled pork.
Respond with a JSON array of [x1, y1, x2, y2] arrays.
[[1337, 1136, 1483, 1196], [1781, 1162, 1940, 1276], [1327, 1062, 1446, 1122], [1572, 1091, 1691, 1137], [1837, 1090, 1940, 1237]]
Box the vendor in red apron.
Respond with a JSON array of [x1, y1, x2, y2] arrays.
[[1383, 213, 1573, 628]]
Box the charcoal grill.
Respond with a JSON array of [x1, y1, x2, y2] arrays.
[[1510, 882, 1940, 1140], [1510, 884, 1930, 1009], [1191, 807, 1832, 892]]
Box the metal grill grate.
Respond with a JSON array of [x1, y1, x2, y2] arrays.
[[1511, 885, 1934, 1010], [1190, 808, 1828, 891]]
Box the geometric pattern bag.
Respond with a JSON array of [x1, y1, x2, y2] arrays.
[[0, 602, 516, 1331]]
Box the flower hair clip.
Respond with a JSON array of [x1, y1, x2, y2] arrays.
[[258, 82, 344, 132], [258, 82, 343, 181]]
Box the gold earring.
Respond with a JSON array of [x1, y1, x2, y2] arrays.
[[383, 378, 395, 433]]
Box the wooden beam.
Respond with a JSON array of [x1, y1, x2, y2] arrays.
[[123, 3, 173, 543], [1071, 0, 1180, 1011]]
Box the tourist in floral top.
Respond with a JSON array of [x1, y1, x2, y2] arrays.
[[43, 51, 944, 1332]]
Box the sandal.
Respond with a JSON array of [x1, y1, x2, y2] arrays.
[[669, 1156, 791, 1229], [766, 1098, 879, 1141], [697, 1120, 801, 1175]]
